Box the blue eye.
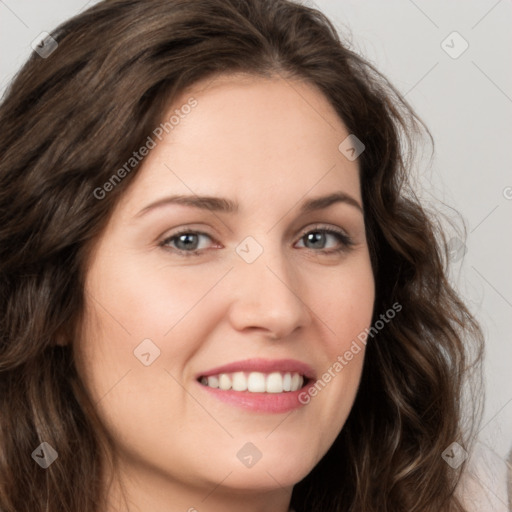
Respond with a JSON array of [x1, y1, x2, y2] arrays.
[[161, 230, 213, 255], [159, 226, 354, 257], [296, 227, 354, 253]]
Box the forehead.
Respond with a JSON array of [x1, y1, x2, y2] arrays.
[[120, 73, 361, 215]]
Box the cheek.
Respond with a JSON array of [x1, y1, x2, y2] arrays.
[[82, 245, 229, 343], [313, 255, 375, 353], [74, 293, 202, 458], [300, 258, 374, 429], [75, 250, 231, 407]]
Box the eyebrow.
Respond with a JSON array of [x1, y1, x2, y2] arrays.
[[134, 191, 363, 219]]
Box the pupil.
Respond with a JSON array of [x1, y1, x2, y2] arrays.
[[178, 234, 197, 250], [307, 232, 324, 248]]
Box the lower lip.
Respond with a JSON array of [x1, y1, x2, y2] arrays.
[[196, 381, 309, 413]]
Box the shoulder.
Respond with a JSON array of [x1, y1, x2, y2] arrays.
[[454, 440, 510, 512]]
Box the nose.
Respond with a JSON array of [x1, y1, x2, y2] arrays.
[[227, 246, 313, 340]]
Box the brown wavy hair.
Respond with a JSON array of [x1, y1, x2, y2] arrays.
[[0, 0, 484, 510]]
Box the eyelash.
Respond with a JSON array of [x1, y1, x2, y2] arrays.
[[159, 225, 354, 257]]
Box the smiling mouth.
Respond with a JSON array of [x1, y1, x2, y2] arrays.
[[198, 371, 309, 393]]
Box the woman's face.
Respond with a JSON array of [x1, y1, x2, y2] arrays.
[[75, 73, 375, 509]]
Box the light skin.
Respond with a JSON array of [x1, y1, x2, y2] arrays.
[[73, 73, 375, 512]]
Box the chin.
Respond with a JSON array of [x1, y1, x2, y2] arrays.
[[213, 471, 302, 493], [205, 453, 314, 491]]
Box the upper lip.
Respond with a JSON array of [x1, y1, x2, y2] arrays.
[[196, 358, 316, 381]]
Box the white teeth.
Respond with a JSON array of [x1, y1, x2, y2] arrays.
[[219, 374, 231, 390], [247, 372, 266, 392], [200, 371, 305, 393], [291, 373, 301, 391], [283, 372, 292, 392], [207, 375, 219, 388], [266, 372, 283, 393], [231, 371, 247, 391]]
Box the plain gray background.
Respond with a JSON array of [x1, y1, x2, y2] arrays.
[[1, 0, 511, 467]]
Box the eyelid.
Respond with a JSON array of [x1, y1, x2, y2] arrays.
[[296, 223, 353, 244], [294, 224, 355, 254], [159, 228, 219, 255], [159, 223, 354, 255]]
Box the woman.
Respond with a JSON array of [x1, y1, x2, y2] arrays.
[[0, 0, 489, 510]]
